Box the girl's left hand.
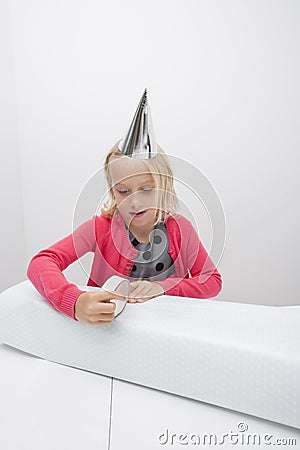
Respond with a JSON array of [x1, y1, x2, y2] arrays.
[[128, 280, 164, 303]]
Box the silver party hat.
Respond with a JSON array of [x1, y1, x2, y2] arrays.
[[118, 88, 158, 159]]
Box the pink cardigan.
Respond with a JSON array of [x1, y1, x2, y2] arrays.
[[27, 212, 222, 320]]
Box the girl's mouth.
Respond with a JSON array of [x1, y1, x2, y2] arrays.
[[130, 210, 146, 218]]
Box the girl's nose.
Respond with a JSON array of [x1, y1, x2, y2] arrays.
[[129, 192, 143, 211]]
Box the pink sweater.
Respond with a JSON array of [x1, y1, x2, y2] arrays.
[[27, 212, 222, 320]]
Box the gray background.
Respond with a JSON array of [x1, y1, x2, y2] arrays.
[[1, 0, 299, 306]]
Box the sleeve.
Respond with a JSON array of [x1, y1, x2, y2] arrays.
[[27, 217, 97, 320], [155, 221, 222, 299]]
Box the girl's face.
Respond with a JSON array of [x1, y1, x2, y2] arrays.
[[109, 156, 158, 233]]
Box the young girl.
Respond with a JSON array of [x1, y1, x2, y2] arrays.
[[27, 92, 222, 326]]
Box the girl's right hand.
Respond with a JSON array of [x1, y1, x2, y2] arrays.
[[74, 290, 125, 326]]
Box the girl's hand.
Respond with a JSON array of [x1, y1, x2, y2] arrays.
[[128, 280, 164, 303], [74, 290, 126, 325]]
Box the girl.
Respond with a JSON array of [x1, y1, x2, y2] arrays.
[[27, 141, 222, 326], [27, 92, 222, 326]]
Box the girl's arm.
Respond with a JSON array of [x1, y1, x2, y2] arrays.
[[27, 217, 96, 320], [156, 222, 222, 299]]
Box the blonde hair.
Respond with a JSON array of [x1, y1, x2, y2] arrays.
[[101, 140, 179, 225]]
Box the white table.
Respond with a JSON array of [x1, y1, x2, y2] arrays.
[[1, 344, 299, 450]]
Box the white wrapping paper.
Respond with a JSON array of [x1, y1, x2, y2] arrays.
[[0, 280, 299, 429]]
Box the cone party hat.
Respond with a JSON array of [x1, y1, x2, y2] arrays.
[[118, 89, 158, 159]]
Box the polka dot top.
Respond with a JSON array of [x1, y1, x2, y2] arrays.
[[127, 222, 175, 282]]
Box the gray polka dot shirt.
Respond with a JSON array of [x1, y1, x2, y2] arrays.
[[127, 223, 175, 282]]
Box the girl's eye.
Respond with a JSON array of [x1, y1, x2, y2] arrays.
[[116, 187, 154, 194]]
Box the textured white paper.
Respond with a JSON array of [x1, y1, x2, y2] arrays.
[[0, 280, 299, 429]]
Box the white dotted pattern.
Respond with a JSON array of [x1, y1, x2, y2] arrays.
[[0, 280, 299, 430]]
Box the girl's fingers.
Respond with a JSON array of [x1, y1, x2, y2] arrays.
[[129, 289, 145, 300], [131, 284, 148, 296], [90, 316, 114, 326], [130, 288, 151, 302], [128, 281, 155, 302], [129, 281, 142, 290]]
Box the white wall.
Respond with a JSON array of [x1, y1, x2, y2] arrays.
[[2, 0, 300, 305], [0, 0, 26, 292]]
